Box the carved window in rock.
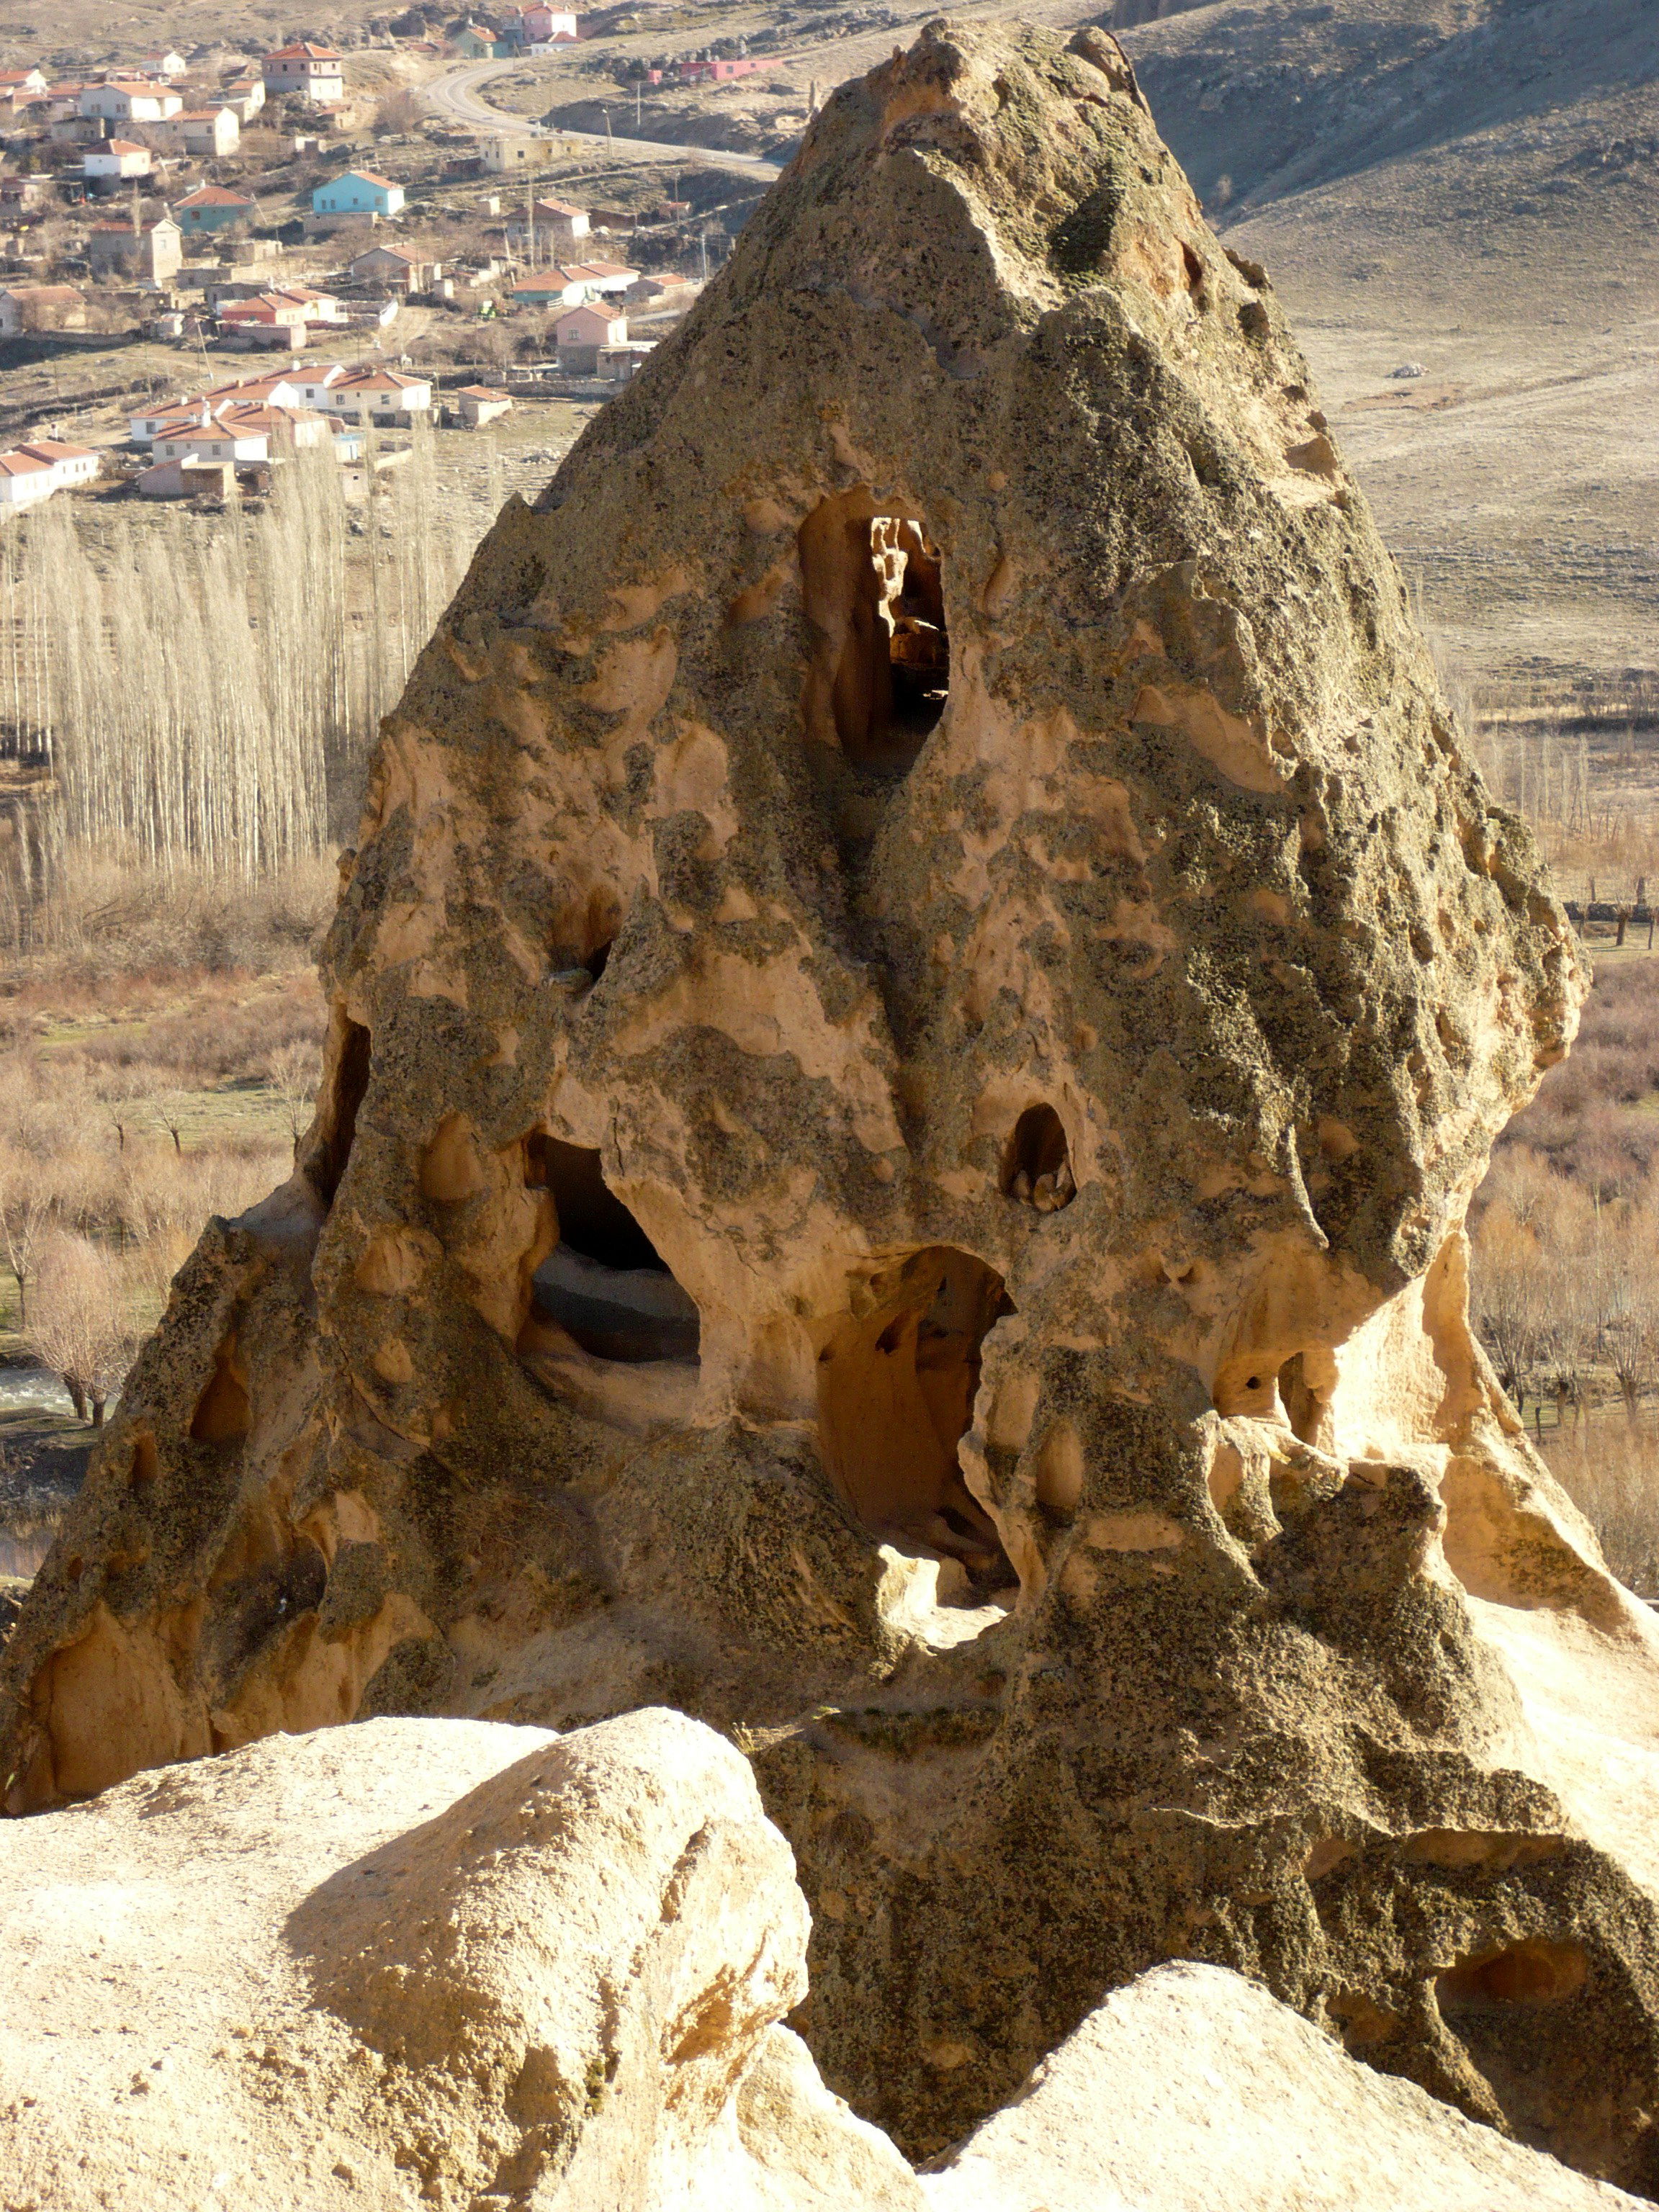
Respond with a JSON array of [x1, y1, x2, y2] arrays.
[[798, 490, 949, 773], [1003, 1104, 1076, 1213], [521, 1136, 699, 1366], [817, 1246, 1014, 1581]]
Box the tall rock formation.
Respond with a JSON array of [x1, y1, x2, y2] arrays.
[[5, 14, 1657, 2190]]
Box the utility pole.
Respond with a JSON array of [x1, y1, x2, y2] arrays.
[[603, 106, 613, 150], [526, 173, 534, 271], [698, 223, 707, 284], [635, 80, 641, 130]]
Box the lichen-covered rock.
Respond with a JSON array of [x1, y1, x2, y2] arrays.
[[6, 12, 1658, 2190]]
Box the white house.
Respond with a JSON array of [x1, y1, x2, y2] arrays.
[[0, 450, 57, 508], [151, 402, 336, 465], [131, 372, 308, 444], [175, 107, 240, 158], [79, 80, 182, 124], [138, 52, 188, 81], [261, 44, 344, 106], [84, 139, 153, 181], [20, 440, 98, 487], [0, 440, 98, 507], [305, 364, 433, 421]]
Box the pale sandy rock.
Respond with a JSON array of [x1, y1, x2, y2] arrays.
[[0, 1709, 822, 2211], [922, 1962, 1644, 2212], [6, 12, 1659, 2195]]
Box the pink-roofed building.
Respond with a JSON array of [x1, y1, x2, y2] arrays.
[[261, 43, 344, 106]]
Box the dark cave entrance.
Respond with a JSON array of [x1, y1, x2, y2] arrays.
[[523, 1136, 700, 1366], [799, 491, 950, 776], [816, 1246, 1015, 1581]]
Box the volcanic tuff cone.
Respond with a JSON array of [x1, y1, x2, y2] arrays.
[[4, 12, 1657, 2188]]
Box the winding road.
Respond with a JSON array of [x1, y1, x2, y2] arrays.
[[421, 58, 785, 182]]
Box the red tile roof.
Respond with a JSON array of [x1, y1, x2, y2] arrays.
[[264, 43, 343, 61], [0, 451, 51, 477], [176, 186, 257, 208]]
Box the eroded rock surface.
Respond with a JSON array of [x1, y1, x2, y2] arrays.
[[0, 1717, 1639, 2212], [0, 1710, 862, 2212], [5, 12, 1658, 2191]]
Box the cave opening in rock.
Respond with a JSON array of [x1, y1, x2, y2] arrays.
[[523, 1136, 699, 1365], [799, 490, 949, 775], [1003, 1104, 1076, 1213], [313, 1018, 370, 1205], [817, 1246, 1015, 1580]]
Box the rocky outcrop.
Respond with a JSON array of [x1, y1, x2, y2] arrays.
[[5, 12, 1658, 2193], [0, 1709, 885, 2212], [0, 1715, 1640, 2212]]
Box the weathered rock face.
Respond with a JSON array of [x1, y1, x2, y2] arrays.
[[0, 1717, 1640, 2212], [4, 11, 1658, 2188]]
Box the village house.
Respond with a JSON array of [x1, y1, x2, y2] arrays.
[[454, 383, 512, 427], [135, 455, 235, 501], [261, 44, 344, 106], [295, 362, 433, 422], [0, 175, 55, 215], [513, 195, 588, 256], [150, 401, 338, 464], [348, 244, 435, 292], [554, 300, 626, 371], [454, 23, 523, 59], [137, 52, 189, 81], [216, 284, 345, 346], [87, 216, 183, 284], [175, 184, 258, 235], [219, 78, 266, 122], [482, 135, 548, 174], [518, 6, 579, 42], [313, 171, 405, 220], [131, 372, 307, 443], [174, 109, 240, 159], [512, 258, 637, 309], [0, 284, 86, 337], [624, 271, 696, 309], [0, 68, 48, 99], [79, 80, 183, 125], [84, 140, 153, 185], [0, 439, 98, 508]]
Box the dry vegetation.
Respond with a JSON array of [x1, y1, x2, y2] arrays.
[[0, 424, 480, 905], [1468, 950, 1659, 1593]]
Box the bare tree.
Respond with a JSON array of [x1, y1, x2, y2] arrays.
[[0, 1175, 53, 1331], [26, 1233, 137, 1429], [270, 1037, 320, 1151]]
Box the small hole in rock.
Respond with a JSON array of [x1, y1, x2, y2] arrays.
[[522, 1138, 698, 1365], [817, 1247, 1016, 1580], [1004, 1104, 1075, 1211], [1437, 1940, 1587, 2011], [191, 1334, 251, 1444]]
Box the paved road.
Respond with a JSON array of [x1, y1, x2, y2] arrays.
[[421, 58, 784, 181]]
